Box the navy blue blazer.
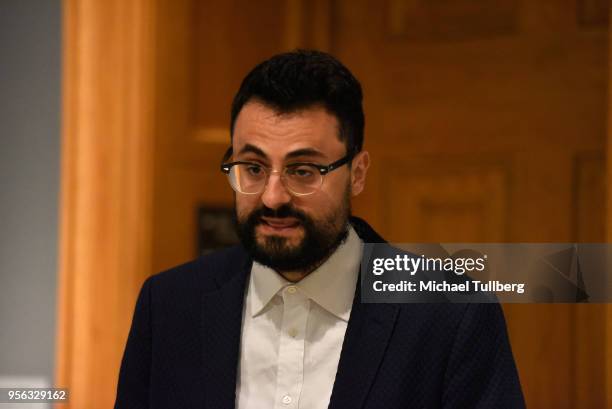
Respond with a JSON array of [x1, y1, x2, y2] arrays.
[[115, 217, 525, 408]]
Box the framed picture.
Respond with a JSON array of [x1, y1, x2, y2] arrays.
[[197, 206, 239, 256]]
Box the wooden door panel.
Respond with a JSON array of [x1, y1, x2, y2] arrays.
[[329, 1, 607, 407]]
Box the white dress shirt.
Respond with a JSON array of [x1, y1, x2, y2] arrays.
[[236, 225, 363, 409]]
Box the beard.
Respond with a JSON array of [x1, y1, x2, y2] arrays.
[[235, 188, 351, 274]]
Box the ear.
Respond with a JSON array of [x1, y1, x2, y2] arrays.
[[350, 150, 370, 197]]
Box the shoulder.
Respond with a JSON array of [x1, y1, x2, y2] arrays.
[[145, 245, 251, 299], [394, 302, 508, 342]]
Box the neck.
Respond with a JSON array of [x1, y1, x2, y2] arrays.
[[276, 256, 328, 282], [279, 271, 308, 282]]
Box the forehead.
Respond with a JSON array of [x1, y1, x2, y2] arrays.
[[232, 101, 345, 158]]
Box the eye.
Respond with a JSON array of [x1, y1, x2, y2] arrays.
[[286, 165, 316, 179], [297, 168, 313, 177], [246, 164, 263, 176]]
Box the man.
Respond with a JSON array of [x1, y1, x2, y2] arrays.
[[115, 50, 525, 408]]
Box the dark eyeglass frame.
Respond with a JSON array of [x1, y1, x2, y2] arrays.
[[219, 146, 354, 194], [220, 147, 354, 175]]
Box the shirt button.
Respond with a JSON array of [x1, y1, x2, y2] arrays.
[[286, 286, 297, 294], [288, 328, 298, 338], [282, 394, 292, 405]]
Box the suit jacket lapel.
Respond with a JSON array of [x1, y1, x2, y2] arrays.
[[328, 288, 399, 409], [201, 249, 251, 409], [327, 216, 399, 409]]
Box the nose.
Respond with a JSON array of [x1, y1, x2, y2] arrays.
[[260, 173, 292, 210]]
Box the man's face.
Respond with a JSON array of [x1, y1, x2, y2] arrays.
[[232, 101, 369, 274]]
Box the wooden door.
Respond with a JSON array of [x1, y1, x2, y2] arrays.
[[334, 2, 607, 407]]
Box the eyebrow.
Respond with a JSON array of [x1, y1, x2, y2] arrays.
[[236, 144, 326, 161], [237, 144, 268, 158], [285, 148, 326, 160]]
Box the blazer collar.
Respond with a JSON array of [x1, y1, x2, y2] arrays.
[[200, 217, 398, 409], [201, 247, 251, 409]]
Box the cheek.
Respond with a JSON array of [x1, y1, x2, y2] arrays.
[[235, 195, 260, 220], [297, 193, 347, 225], [317, 174, 351, 206]]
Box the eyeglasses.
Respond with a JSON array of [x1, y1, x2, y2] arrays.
[[220, 147, 353, 196]]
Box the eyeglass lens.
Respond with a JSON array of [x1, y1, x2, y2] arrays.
[[228, 163, 323, 195]]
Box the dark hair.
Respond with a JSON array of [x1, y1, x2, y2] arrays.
[[230, 50, 365, 155]]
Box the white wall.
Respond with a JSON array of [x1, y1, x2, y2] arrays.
[[0, 0, 61, 387]]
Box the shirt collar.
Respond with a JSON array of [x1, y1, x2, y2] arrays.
[[249, 225, 363, 321]]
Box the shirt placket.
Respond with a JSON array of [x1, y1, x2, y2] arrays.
[[274, 285, 310, 409]]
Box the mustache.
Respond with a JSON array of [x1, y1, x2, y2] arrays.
[[249, 204, 308, 223]]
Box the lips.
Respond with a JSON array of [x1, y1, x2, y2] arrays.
[[258, 217, 302, 236], [260, 217, 300, 229]]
